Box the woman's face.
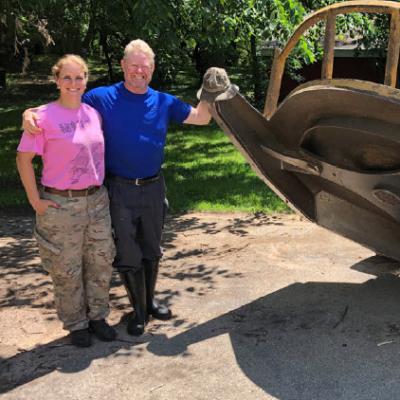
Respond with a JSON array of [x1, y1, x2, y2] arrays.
[[56, 61, 87, 99]]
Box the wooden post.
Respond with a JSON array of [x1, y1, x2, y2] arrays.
[[384, 9, 400, 87], [321, 11, 336, 79], [263, 48, 284, 119]]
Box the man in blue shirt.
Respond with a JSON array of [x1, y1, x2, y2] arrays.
[[23, 39, 212, 336]]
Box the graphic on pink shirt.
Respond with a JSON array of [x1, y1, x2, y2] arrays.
[[70, 142, 104, 185], [58, 117, 90, 134], [17, 102, 105, 190]]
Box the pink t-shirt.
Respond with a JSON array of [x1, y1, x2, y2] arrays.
[[18, 102, 105, 190]]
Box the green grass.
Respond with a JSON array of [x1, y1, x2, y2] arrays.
[[0, 58, 288, 213], [0, 110, 38, 208], [0, 74, 54, 210], [164, 124, 288, 213]]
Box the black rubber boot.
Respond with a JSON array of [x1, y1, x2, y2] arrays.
[[143, 259, 172, 320], [70, 328, 91, 347], [88, 319, 116, 341], [119, 268, 148, 336]]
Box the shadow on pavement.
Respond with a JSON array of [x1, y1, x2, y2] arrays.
[[147, 255, 400, 400], [0, 323, 142, 394], [0, 212, 274, 310], [0, 213, 253, 393]]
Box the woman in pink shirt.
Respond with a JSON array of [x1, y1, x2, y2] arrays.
[[16, 55, 116, 347]]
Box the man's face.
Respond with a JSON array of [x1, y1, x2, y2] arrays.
[[121, 51, 154, 94]]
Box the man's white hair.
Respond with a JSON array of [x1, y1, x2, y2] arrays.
[[124, 39, 155, 64]]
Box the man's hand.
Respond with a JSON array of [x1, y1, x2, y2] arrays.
[[22, 109, 42, 134], [31, 198, 60, 216]]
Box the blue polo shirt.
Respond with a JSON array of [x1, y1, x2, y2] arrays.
[[83, 82, 191, 179]]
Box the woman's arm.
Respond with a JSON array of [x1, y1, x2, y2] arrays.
[[16, 152, 59, 215]]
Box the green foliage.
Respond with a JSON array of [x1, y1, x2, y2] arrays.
[[2, 0, 391, 97], [358, 13, 390, 58]]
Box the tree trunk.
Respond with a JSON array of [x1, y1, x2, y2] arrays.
[[100, 32, 114, 82], [0, 69, 6, 89], [82, 1, 96, 55]]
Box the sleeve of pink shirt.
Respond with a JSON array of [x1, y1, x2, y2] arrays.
[[17, 107, 46, 156], [17, 131, 45, 156]]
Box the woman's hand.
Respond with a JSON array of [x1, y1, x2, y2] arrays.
[[16, 152, 60, 215], [31, 199, 60, 216]]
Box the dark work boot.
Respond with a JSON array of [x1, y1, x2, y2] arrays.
[[143, 259, 172, 320], [119, 268, 148, 336], [70, 328, 91, 347], [89, 319, 116, 341]]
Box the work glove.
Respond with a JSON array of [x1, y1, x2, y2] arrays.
[[197, 67, 239, 103]]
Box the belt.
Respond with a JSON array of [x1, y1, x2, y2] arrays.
[[43, 186, 101, 198], [107, 174, 160, 186]]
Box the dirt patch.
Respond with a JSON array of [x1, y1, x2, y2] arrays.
[[0, 211, 369, 352]]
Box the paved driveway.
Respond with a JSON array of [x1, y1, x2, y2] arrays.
[[1, 213, 400, 399]]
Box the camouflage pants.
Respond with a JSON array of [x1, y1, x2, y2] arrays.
[[34, 186, 115, 331]]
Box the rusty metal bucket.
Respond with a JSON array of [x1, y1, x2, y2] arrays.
[[201, 1, 400, 260]]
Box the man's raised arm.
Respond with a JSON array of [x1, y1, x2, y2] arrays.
[[183, 101, 212, 125], [22, 108, 42, 134]]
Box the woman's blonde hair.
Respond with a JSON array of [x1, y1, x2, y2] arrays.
[[51, 54, 89, 79], [123, 39, 155, 65]]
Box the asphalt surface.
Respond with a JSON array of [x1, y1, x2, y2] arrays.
[[1, 212, 400, 399]]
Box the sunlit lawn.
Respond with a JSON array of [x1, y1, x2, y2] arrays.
[[164, 125, 287, 212], [0, 59, 288, 213]]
